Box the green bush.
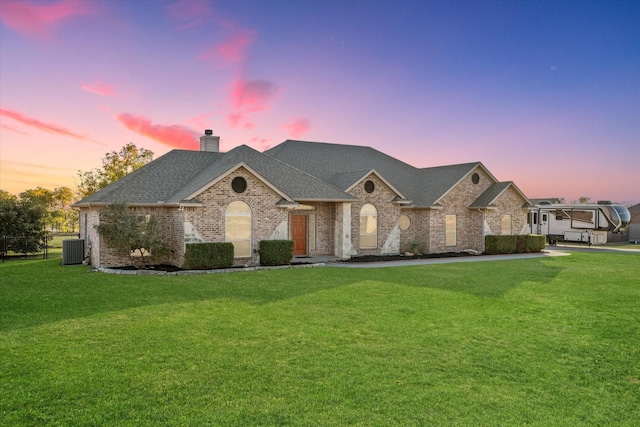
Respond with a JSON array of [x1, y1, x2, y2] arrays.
[[259, 240, 294, 266], [486, 234, 546, 254], [183, 242, 234, 270], [525, 234, 546, 253], [485, 235, 517, 255]]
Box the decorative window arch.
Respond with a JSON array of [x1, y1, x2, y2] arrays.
[[225, 201, 251, 257], [360, 204, 377, 249]]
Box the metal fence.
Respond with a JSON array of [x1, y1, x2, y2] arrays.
[[1, 235, 49, 262], [608, 224, 640, 244]]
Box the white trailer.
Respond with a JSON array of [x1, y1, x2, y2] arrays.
[[528, 201, 631, 245]]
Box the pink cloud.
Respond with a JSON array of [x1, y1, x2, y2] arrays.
[[188, 111, 220, 130], [226, 113, 244, 127], [1, 123, 29, 135], [251, 137, 271, 151], [199, 29, 255, 67], [226, 113, 255, 130], [229, 78, 278, 113], [81, 82, 119, 97], [0, 107, 100, 143], [117, 113, 199, 149], [0, 0, 90, 40], [281, 118, 312, 139], [165, 0, 214, 30]]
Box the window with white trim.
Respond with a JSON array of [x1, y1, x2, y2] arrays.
[[225, 201, 251, 257], [445, 215, 456, 246], [360, 204, 377, 249]]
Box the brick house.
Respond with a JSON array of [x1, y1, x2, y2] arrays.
[[73, 131, 532, 268]]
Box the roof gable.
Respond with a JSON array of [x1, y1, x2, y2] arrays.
[[267, 140, 484, 208], [344, 169, 407, 199], [184, 162, 293, 202], [416, 162, 487, 206], [469, 181, 532, 209]]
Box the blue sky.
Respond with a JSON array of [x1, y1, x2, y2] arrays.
[[1, 0, 638, 204]]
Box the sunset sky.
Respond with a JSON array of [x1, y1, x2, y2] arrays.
[[1, 0, 638, 204]]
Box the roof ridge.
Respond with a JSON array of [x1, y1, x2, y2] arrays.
[[261, 146, 352, 195]]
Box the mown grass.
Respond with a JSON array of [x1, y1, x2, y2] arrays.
[[1, 252, 639, 426]]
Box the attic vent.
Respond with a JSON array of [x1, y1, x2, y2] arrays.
[[472, 173, 480, 184], [232, 177, 247, 193], [364, 180, 375, 193]]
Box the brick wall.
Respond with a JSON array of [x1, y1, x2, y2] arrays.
[[484, 186, 529, 236], [429, 168, 493, 253], [183, 167, 288, 265], [347, 173, 402, 255], [399, 209, 432, 254]]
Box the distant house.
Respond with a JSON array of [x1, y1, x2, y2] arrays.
[[73, 131, 532, 268], [626, 203, 640, 243]]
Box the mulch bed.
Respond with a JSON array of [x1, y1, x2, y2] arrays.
[[110, 261, 314, 272], [338, 252, 476, 263]]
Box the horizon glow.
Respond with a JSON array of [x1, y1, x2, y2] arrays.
[[0, 0, 638, 205]]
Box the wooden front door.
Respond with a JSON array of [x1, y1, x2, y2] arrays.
[[291, 215, 307, 256]]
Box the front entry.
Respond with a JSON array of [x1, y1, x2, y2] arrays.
[[291, 215, 307, 256]]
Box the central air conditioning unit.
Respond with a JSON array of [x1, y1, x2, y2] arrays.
[[62, 239, 84, 265]]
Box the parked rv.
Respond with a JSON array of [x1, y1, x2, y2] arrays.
[[528, 201, 631, 245]]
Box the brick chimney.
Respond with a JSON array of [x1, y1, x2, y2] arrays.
[[200, 129, 220, 152]]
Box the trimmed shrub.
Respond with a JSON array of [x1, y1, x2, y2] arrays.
[[525, 234, 546, 253], [485, 235, 517, 255], [183, 242, 234, 270], [516, 235, 527, 253], [259, 240, 294, 266]]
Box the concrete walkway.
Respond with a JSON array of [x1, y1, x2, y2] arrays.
[[296, 250, 570, 269]]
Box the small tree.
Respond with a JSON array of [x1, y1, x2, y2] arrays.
[[95, 202, 171, 267]]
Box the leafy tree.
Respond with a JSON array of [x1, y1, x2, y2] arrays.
[[95, 202, 171, 267], [578, 196, 591, 204], [0, 194, 49, 254], [0, 190, 16, 203], [77, 143, 153, 199], [569, 196, 591, 204], [52, 187, 77, 232], [18, 186, 78, 232]]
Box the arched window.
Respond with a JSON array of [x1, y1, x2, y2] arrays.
[[360, 204, 377, 249], [225, 201, 251, 257]]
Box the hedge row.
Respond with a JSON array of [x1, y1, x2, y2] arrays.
[[183, 242, 234, 269], [485, 234, 546, 255], [184, 240, 295, 269], [259, 240, 294, 266]]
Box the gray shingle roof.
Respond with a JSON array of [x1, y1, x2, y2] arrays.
[[74, 139, 524, 209], [74, 144, 355, 207], [470, 182, 532, 209], [266, 140, 483, 207], [469, 182, 513, 208], [74, 150, 225, 206]]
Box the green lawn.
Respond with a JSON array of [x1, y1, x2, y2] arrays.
[[1, 252, 639, 426]]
